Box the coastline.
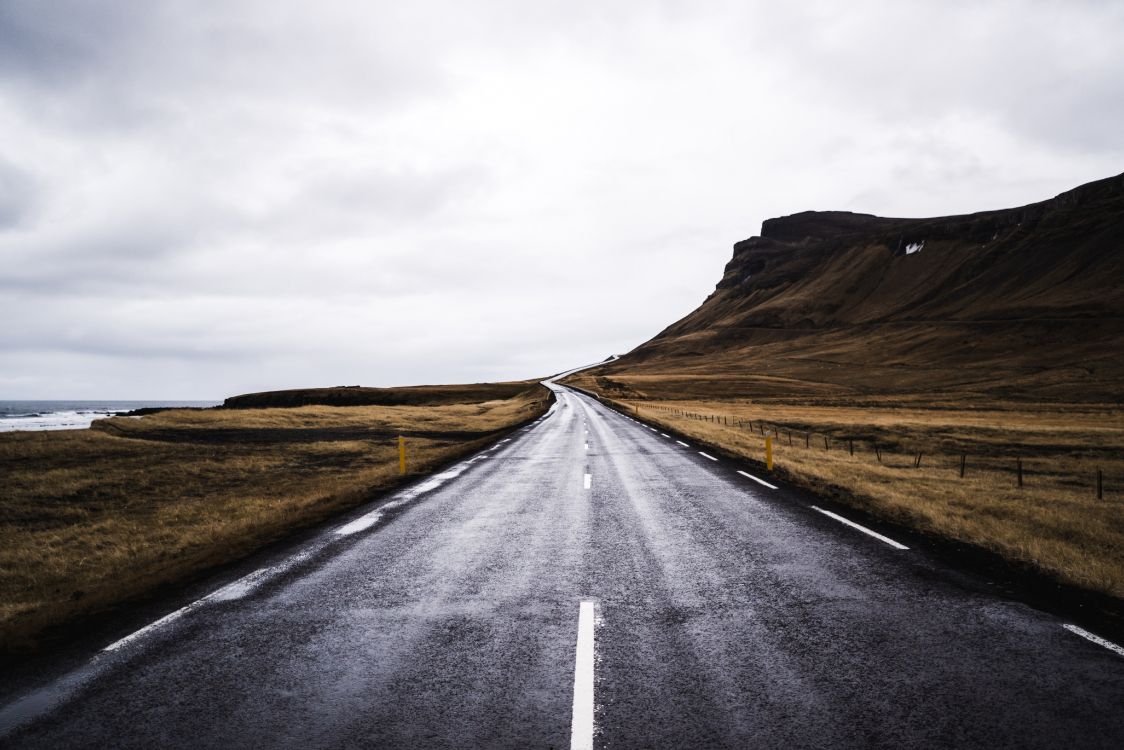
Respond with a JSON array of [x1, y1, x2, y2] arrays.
[[0, 401, 221, 433]]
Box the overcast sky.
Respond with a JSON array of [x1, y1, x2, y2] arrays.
[[1, 1, 1122, 399]]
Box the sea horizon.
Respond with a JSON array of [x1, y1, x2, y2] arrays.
[[0, 400, 222, 432]]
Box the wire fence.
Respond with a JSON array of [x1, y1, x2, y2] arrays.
[[632, 402, 1119, 501]]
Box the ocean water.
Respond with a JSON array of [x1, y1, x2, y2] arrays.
[[0, 400, 221, 432]]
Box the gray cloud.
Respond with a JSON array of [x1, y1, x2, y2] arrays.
[[739, 0, 1124, 154], [1, 1, 1122, 398], [0, 158, 36, 228]]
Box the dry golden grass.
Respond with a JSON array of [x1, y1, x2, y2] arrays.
[[0, 385, 550, 656], [598, 394, 1124, 598], [109, 398, 536, 432]]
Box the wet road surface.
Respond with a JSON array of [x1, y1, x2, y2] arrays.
[[2, 381, 1123, 748]]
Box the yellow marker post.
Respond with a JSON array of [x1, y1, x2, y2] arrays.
[[398, 436, 406, 475], [765, 436, 774, 472]]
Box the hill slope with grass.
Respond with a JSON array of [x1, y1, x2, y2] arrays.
[[585, 172, 1124, 403], [565, 173, 1124, 603]]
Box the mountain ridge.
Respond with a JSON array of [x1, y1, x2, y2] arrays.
[[582, 172, 1124, 403]]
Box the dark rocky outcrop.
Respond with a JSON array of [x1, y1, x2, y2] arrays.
[[584, 172, 1124, 402], [223, 382, 536, 409]]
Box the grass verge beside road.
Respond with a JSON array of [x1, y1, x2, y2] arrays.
[[0, 382, 551, 659], [566, 378, 1124, 600]]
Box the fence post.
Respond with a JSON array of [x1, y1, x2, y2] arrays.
[[875, 446, 881, 463], [959, 454, 966, 478], [1097, 468, 1103, 500], [766, 436, 773, 471], [823, 436, 829, 450], [914, 452, 923, 469], [1017, 458, 1023, 488], [398, 435, 407, 475], [805, 432, 810, 448], [848, 439, 854, 456]]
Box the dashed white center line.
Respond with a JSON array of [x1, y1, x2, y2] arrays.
[[660, 433, 670, 438], [676, 440, 689, 448], [584, 443, 588, 451], [570, 600, 596, 750], [583, 473, 592, 489], [1063, 624, 1124, 658], [737, 470, 778, 490], [698, 452, 718, 461], [810, 506, 909, 549]]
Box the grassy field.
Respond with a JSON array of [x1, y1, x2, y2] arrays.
[[0, 382, 550, 657], [566, 374, 1124, 598]]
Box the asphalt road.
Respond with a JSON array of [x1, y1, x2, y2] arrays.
[[3, 381, 1123, 748]]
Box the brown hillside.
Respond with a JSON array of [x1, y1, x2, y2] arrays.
[[581, 172, 1124, 403], [223, 381, 536, 409]]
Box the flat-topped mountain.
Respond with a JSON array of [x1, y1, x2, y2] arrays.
[[578, 172, 1124, 403]]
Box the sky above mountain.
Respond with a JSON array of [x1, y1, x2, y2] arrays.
[[2, 0, 1122, 398]]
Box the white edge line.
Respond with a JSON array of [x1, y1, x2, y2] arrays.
[[103, 602, 201, 652], [104, 544, 325, 652], [1063, 624, 1124, 658], [337, 460, 474, 537], [335, 510, 384, 536], [206, 566, 273, 602], [698, 452, 718, 461], [736, 470, 778, 490], [570, 600, 596, 750], [810, 506, 909, 550]]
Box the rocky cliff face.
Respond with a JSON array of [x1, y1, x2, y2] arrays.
[[662, 172, 1124, 333], [590, 172, 1124, 402]]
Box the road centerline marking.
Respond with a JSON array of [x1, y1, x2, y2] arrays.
[[810, 506, 909, 549], [737, 470, 778, 489], [583, 473, 592, 489], [570, 600, 596, 750], [676, 440, 689, 447], [1063, 624, 1124, 657], [699, 452, 718, 461]]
